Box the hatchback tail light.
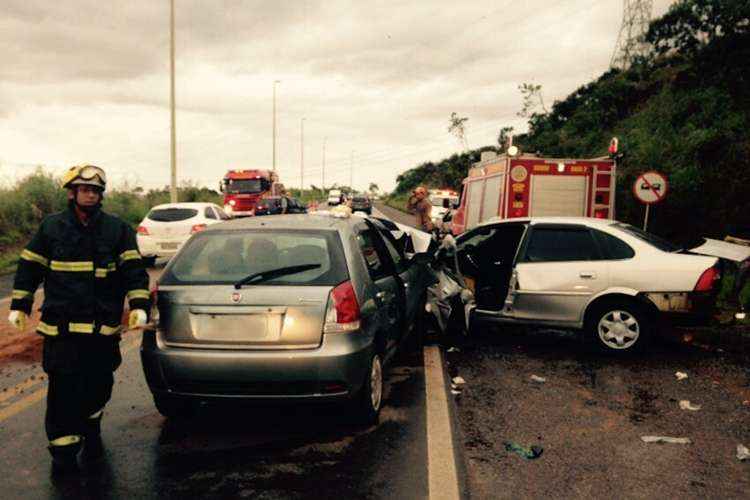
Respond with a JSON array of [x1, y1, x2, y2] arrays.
[[324, 281, 361, 333], [190, 224, 207, 234], [137, 225, 150, 235], [694, 266, 720, 292]]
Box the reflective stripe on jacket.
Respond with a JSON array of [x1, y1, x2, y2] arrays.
[[10, 206, 151, 337]]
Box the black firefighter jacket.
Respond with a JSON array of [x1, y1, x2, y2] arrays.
[[10, 205, 151, 372]]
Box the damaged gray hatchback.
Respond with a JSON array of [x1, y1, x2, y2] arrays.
[[140, 213, 433, 424]]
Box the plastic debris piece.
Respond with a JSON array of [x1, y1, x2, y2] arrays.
[[675, 372, 688, 381], [450, 390, 461, 396], [679, 400, 702, 411], [530, 375, 546, 384], [641, 436, 692, 444], [447, 347, 460, 353], [504, 441, 543, 460], [452, 376, 466, 385], [737, 444, 750, 461]]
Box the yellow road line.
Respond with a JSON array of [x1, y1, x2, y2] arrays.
[[0, 336, 141, 423], [0, 375, 47, 404]]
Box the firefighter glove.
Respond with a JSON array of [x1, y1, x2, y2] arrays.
[[8, 310, 27, 330], [128, 309, 148, 329]]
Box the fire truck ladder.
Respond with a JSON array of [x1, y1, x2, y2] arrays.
[[591, 165, 614, 217]]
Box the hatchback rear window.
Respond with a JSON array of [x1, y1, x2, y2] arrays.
[[147, 208, 198, 222], [160, 230, 348, 286]]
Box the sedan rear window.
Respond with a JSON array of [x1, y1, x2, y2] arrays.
[[147, 208, 198, 222], [160, 230, 348, 286], [612, 223, 679, 252]]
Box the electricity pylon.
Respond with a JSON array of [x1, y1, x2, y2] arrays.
[[610, 0, 653, 70]]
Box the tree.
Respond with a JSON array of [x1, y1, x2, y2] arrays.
[[368, 182, 380, 194], [517, 83, 548, 118], [448, 112, 470, 150], [646, 0, 750, 56]]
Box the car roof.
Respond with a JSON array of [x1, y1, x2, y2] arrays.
[[151, 202, 217, 210], [478, 216, 616, 228], [203, 214, 360, 232]]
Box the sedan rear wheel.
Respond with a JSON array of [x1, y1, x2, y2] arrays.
[[586, 300, 650, 354]]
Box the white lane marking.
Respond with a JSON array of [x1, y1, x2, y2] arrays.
[[424, 345, 461, 500]]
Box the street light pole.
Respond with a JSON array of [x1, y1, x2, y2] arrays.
[[300, 118, 305, 193], [322, 137, 327, 189], [349, 150, 354, 191], [272, 80, 280, 171], [169, 0, 177, 203]]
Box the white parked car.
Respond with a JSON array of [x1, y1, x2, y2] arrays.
[[137, 202, 229, 260], [431, 217, 740, 353], [327, 189, 343, 206]]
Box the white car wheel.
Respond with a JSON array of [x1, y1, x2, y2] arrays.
[[597, 309, 640, 350]]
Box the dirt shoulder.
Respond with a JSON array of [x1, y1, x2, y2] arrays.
[[447, 328, 750, 499]]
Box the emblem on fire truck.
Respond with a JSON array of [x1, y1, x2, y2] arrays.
[[510, 165, 528, 182]]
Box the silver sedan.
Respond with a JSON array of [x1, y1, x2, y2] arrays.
[[433, 217, 738, 353]]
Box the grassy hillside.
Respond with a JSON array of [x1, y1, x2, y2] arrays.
[[393, 0, 750, 244]]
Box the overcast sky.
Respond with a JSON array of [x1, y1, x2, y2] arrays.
[[0, 0, 675, 193]]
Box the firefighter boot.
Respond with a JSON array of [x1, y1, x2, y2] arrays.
[[48, 438, 81, 475], [82, 413, 104, 462]]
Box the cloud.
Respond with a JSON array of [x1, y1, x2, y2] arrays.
[[0, 0, 679, 192]]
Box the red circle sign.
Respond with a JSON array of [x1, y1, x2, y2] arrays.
[[633, 171, 668, 205]]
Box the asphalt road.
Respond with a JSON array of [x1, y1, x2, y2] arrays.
[[447, 326, 750, 499], [0, 205, 437, 500]]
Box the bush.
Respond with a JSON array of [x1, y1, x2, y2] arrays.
[[0, 170, 223, 254]]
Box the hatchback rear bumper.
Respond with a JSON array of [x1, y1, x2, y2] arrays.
[[140, 329, 372, 403]]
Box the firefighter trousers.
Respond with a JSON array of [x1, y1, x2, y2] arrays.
[[45, 370, 114, 445]]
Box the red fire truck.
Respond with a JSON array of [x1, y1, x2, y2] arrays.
[[220, 169, 282, 217], [451, 151, 616, 235]]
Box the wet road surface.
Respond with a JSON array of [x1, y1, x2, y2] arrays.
[[447, 327, 750, 499], [0, 334, 428, 499]]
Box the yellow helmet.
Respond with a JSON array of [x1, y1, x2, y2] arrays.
[[61, 164, 107, 190]]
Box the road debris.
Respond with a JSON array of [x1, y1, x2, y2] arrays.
[[679, 400, 702, 411], [738, 444, 750, 461], [641, 436, 692, 444], [446, 347, 460, 353], [452, 376, 466, 386], [530, 375, 546, 384], [675, 372, 688, 381], [504, 441, 543, 460], [451, 389, 462, 396]]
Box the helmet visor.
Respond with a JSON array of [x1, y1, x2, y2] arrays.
[[78, 165, 107, 185]]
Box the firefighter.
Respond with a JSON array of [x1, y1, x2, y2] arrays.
[[407, 186, 434, 233], [6, 164, 150, 474]]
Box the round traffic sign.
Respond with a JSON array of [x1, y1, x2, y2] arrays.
[[633, 171, 668, 205]]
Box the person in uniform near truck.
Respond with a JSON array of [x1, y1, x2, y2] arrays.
[[6, 164, 151, 474], [407, 186, 434, 233]]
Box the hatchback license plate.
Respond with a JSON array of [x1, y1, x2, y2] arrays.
[[192, 314, 281, 342], [161, 242, 179, 250]]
